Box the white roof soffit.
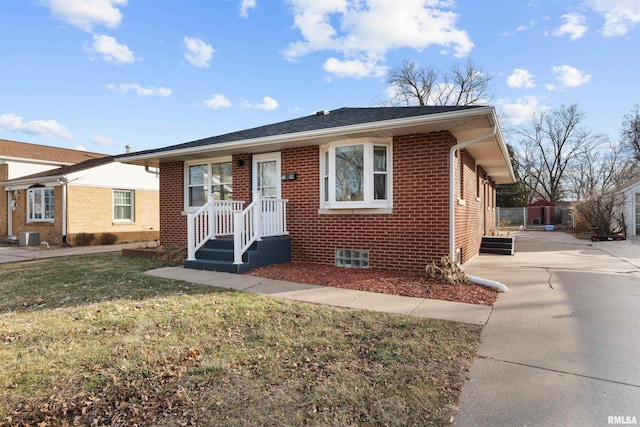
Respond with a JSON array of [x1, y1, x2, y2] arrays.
[[122, 107, 515, 183]]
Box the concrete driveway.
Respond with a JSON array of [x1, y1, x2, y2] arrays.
[[455, 231, 640, 426]]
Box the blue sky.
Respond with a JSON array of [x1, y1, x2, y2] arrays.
[[0, 0, 639, 155]]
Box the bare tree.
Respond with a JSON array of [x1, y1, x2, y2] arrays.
[[386, 60, 438, 106], [515, 104, 605, 204], [386, 59, 492, 106], [435, 59, 493, 106], [621, 104, 640, 162], [568, 141, 636, 235]]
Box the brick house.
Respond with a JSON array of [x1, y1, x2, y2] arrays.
[[120, 106, 515, 274], [1, 142, 159, 245]]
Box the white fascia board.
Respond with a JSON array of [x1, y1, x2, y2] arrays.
[[121, 107, 497, 164], [0, 156, 75, 167], [3, 176, 64, 191]]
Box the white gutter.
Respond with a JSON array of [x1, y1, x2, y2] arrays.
[[448, 123, 509, 292]]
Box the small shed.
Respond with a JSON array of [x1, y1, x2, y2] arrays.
[[527, 199, 555, 226]]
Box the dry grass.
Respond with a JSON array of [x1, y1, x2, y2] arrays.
[[0, 254, 480, 426]]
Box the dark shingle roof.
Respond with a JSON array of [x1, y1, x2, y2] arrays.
[[118, 106, 483, 159]]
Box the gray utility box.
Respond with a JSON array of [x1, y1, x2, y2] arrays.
[[19, 232, 40, 247]]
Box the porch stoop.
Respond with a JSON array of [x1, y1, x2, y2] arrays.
[[184, 236, 292, 274], [480, 236, 515, 255]]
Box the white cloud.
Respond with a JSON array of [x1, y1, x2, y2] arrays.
[[323, 57, 387, 78], [183, 37, 215, 68], [507, 68, 535, 88], [497, 96, 545, 125], [501, 19, 538, 36], [85, 34, 134, 64], [203, 93, 232, 109], [107, 83, 172, 96], [586, 0, 640, 36], [553, 13, 587, 40], [284, 0, 473, 78], [75, 144, 88, 151], [90, 134, 116, 146], [551, 65, 592, 88], [240, 0, 256, 18], [255, 96, 279, 111], [0, 113, 74, 140], [44, 0, 127, 32], [241, 96, 280, 111]]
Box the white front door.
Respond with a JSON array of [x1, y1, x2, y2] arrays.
[[252, 152, 283, 236], [252, 152, 281, 199]]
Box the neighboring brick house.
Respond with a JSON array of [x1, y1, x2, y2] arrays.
[[1, 142, 159, 245], [1, 139, 107, 240], [120, 106, 515, 274]]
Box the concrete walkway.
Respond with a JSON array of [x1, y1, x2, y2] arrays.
[[455, 231, 640, 426], [145, 266, 492, 325]]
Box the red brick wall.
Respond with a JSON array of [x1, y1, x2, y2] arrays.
[[280, 132, 455, 273], [159, 131, 492, 273], [455, 149, 478, 262]]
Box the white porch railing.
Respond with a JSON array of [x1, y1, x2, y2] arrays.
[[187, 191, 288, 263], [187, 198, 245, 261]]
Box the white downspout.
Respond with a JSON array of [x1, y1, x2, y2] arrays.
[[61, 180, 68, 245], [449, 124, 508, 292]]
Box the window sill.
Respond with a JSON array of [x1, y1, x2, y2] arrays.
[[112, 220, 135, 225], [457, 198, 466, 206], [318, 208, 393, 215], [26, 220, 54, 224]]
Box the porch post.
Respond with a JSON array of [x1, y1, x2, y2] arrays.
[[233, 210, 242, 264], [253, 190, 262, 241], [207, 192, 215, 239], [187, 213, 195, 261]]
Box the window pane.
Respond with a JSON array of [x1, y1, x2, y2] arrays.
[[44, 189, 54, 219], [374, 174, 387, 200], [212, 162, 232, 184], [374, 146, 387, 172], [335, 145, 364, 202], [189, 165, 207, 185], [189, 187, 206, 206], [33, 190, 42, 218], [258, 160, 277, 198], [115, 205, 132, 220]]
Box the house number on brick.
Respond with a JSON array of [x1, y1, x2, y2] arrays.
[[281, 173, 297, 181]]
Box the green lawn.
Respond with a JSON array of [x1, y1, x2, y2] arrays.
[[0, 253, 480, 426]]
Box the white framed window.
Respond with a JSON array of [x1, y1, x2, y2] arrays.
[[320, 138, 392, 209], [113, 190, 134, 221], [185, 157, 233, 209], [27, 187, 54, 222]]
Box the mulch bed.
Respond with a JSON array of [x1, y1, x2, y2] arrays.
[[246, 262, 498, 306]]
